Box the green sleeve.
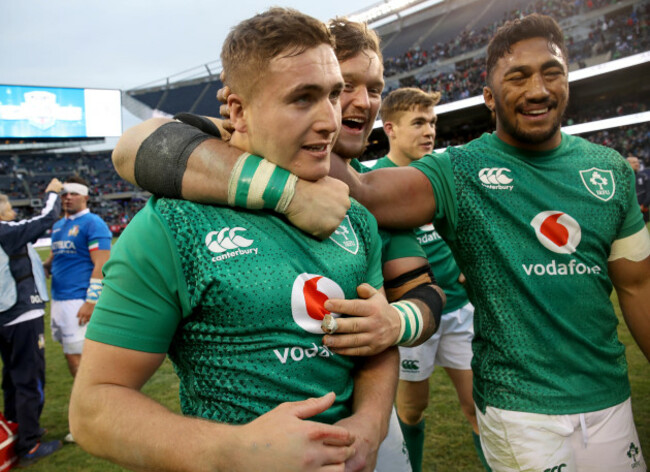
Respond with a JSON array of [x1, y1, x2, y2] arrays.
[[616, 165, 646, 240], [380, 229, 426, 265], [410, 152, 459, 242], [364, 212, 384, 290], [86, 199, 191, 353]]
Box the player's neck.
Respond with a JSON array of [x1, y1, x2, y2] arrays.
[[386, 149, 411, 167]]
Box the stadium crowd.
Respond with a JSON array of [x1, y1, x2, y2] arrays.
[[383, 0, 649, 103]]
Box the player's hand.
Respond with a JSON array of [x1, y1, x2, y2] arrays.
[[322, 284, 400, 356], [458, 272, 466, 284], [235, 392, 355, 471], [77, 302, 95, 326], [217, 72, 235, 136], [333, 411, 381, 472], [45, 178, 63, 193], [285, 177, 350, 240]]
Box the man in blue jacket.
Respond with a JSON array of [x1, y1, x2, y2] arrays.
[[0, 178, 63, 466]]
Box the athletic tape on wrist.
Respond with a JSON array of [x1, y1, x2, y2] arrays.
[[227, 153, 298, 213], [134, 121, 212, 198], [391, 300, 424, 346], [85, 278, 103, 305]]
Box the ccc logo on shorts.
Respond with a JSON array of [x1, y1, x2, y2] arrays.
[[544, 465, 566, 472], [401, 360, 420, 371], [291, 274, 344, 334]]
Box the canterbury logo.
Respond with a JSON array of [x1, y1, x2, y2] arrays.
[[205, 227, 254, 253], [401, 360, 420, 371], [479, 168, 513, 185]]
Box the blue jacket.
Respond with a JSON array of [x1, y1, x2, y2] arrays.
[[0, 192, 60, 324]]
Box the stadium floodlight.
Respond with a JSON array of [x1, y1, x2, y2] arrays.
[[349, 0, 444, 25], [568, 51, 650, 83], [562, 111, 650, 136]]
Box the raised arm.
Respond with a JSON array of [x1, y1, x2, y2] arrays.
[[70, 340, 356, 472], [329, 155, 436, 229], [112, 117, 350, 238]]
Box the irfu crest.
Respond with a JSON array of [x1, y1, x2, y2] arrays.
[[579, 168, 615, 202], [329, 215, 359, 254]]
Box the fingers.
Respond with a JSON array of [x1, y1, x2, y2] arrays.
[[216, 85, 231, 104], [292, 392, 337, 420], [324, 288, 377, 319]]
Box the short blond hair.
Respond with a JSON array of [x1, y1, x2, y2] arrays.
[[379, 87, 441, 122], [221, 8, 334, 100], [0, 194, 11, 221]]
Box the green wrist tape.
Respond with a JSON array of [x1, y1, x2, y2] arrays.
[[228, 152, 297, 213]]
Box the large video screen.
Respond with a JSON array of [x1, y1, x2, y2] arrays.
[[0, 85, 122, 138]]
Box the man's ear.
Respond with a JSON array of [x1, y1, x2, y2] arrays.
[[483, 86, 495, 113], [383, 121, 395, 139], [227, 94, 247, 133]]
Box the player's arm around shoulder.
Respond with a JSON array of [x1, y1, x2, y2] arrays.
[[112, 118, 174, 185]]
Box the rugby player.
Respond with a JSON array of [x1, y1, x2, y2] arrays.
[[374, 87, 488, 472], [70, 9, 401, 471]]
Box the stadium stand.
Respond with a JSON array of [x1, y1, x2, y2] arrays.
[[1, 0, 648, 234]]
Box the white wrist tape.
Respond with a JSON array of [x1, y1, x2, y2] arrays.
[[391, 300, 424, 346], [86, 278, 103, 305], [228, 153, 298, 213]]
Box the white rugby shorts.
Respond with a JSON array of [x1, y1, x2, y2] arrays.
[[477, 398, 646, 472], [51, 299, 87, 354]]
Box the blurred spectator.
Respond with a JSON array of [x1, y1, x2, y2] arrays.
[[0, 179, 64, 466]]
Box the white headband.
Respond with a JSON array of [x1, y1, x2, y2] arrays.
[[63, 183, 89, 196]]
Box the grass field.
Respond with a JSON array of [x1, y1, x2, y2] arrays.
[[1, 247, 647, 471]]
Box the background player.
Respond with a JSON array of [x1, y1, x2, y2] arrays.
[[374, 87, 488, 472], [43, 175, 111, 442], [70, 8, 402, 471]]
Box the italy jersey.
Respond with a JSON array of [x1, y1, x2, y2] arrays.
[[374, 156, 469, 313], [50, 209, 112, 300], [410, 132, 645, 415], [87, 197, 383, 426]]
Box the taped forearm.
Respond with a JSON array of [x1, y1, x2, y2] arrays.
[[134, 122, 213, 198], [385, 265, 444, 346]]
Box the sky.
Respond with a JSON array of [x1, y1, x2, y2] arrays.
[[1, 0, 378, 91]]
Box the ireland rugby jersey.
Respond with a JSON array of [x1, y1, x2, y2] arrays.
[[87, 197, 383, 425], [411, 132, 645, 415], [374, 156, 469, 313]]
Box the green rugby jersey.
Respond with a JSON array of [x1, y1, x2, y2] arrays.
[[87, 197, 383, 425], [374, 156, 469, 313], [411, 132, 645, 415]]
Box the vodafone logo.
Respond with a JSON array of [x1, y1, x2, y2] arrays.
[[205, 227, 253, 253], [479, 168, 513, 190], [530, 211, 581, 254], [291, 274, 344, 334]]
